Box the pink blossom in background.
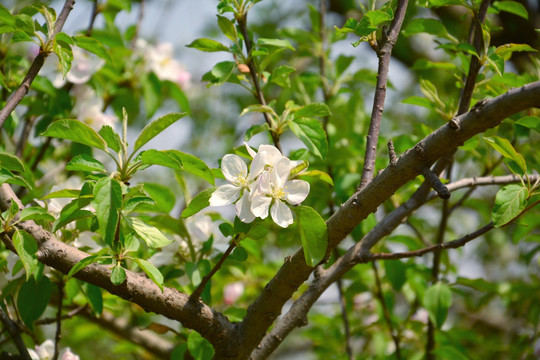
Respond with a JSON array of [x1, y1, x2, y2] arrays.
[[223, 281, 245, 305]]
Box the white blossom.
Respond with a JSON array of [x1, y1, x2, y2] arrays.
[[209, 154, 256, 223], [49, 47, 104, 88], [72, 85, 118, 131], [250, 157, 309, 228], [27, 340, 79, 360]]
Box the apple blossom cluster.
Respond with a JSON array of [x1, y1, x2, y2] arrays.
[[209, 144, 310, 228], [134, 39, 191, 89]]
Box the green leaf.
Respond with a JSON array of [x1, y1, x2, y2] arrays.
[[244, 123, 270, 141], [53, 36, 73, 77], [66, 154, 107, 173], [182, 187, 215, 218], [41, 188, 80, 200], [141, 149, 183, 171], [83, 283, 103, 316], [492, 184, 528, 227], [13, 230, 38, 280], [53, 198, 93, 231], [67, 254, 105, 279], [127, 217, 172, 248], [240, 104, 277, 117], [384, 260, 407, 291], [432, 346, 469, 360], [495, 43, 536, 60], [187, 331, 215, 360], [403, 18, 448, 37], [289, 117, 328, 159], [423, 283, 452, 328], [295, 103, 331, 118], [257, 38, 295, 51], [123, 196, 156, 213], [297, 170, 334, 186], [74, 35, 112, 63], [0, 4, 15, 34], [230, 246, 248, 261], [17, 276, 51, 329], [18, 207, 55, 222], [269, 65, 295, 88], [186, 38, 230, 52], [110, 265, 126, 285], [516, 116, 540, 133], [133, 113, 187, 152], [14, 14, 34, 35], [217, 15, 237, 41], [91, 177, 123, 244], [142, 72, 161, 117], [294, 205, 327, 267], [0, 169, 31, 189], [99, 125, 122, 152], [365, 10, 392, 26], [493, 1, 528, 19], [484, 136, 527, 174], [41, 119, 107, 150], [143, 182, 176, 213], [0, 152, 25, 172], [134, 258, 164, 291], [174, 151, 214, 185], [402, 96, 435, 110]]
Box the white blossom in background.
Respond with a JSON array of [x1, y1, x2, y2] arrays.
[[72, 85, 118, 131], [45, 47, 104, 88], [149, 214, 218, 267], [65, 47, 104, 85], [134, 39, 191, 88], [223, 281, 245, 305], [210, 144, 310, 228], [28, 339, 80, 360]]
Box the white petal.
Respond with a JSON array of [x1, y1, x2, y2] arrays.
[[244, 142, 257, 158], [221, 154, 248, 184], [209, 184, 240, 206], [251, 195, 272, 219], [271, 200, 293, 228], [236, 191, 256, 223], [253, 171, 272, 196], [273, 157, 291, 188], [248, 145, 283, 180], [285, 180, 310, 205]]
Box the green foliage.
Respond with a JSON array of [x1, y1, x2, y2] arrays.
[[0, 0, 539, 358]]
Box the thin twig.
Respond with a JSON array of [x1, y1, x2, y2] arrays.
[[15, 115, 36, 158], [333, 250, 353, 359], [372, 261, 402, 359], [35, 305, 88, 325], [190, 238, 238, 300], [0, 307, 32, 360], [358, 0, 409, 190], [52, 281, 65, 360], [0, 0, 76, 129], [130, 0, 145, 48], [236, 13, 282, 151], [366, 222, 493, 261], [85, 0, 100, 36]]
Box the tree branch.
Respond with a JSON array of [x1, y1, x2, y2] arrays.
[[246, 81, 540, 359], [0, 184, 238, 355], [236, 13, 281, 151], [0, 0, 76, 129], [0, 307, 32, 360], [359, 0, 409, 190]]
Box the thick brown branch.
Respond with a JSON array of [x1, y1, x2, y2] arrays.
[[0, 0, 76, 129], [0, 184, 237, 355], [246, 81, 540, 359], [359, 0, 409, 190]]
